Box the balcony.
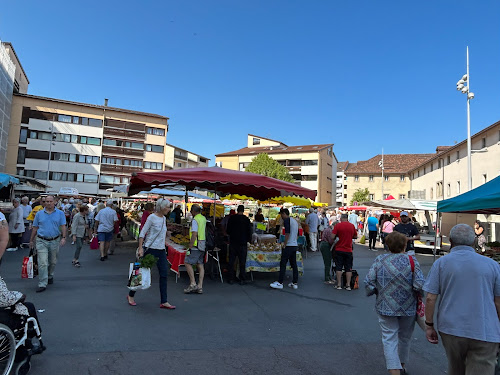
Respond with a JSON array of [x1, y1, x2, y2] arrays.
[[101, 164, 142, 174], [103, 127, 145, 141], [102, 146, 144, 158], [174, 154, 188, 161]]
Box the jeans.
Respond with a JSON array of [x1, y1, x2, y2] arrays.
[[278, 246, 298, 284], [319, 241, 332, 280], [378, 314, 416, 370], [369, 230, 377, 248], [228, 243, 248, 281], [36, 238, 60, 288], [129, 248, 168, 303], [308, 232, 318, 251], [74, 237, 83, 260], [440, 332, 498, 375]]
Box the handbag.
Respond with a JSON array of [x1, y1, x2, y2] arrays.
[[409, 255, 426, 330], [90, 235, 99, 250]]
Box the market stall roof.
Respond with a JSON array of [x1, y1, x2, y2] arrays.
[[363, 199, 438, 211], [128, 167, 317, 201], [437, 175, 500, 214], [0, 173, 19, 189], [144, 188, 214, 200], [220, 194, 312, 207]]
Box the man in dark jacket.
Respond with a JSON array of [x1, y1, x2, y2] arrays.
[[227, 205, 252, 284]]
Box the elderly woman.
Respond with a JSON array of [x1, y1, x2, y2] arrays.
[[320, 223, 336, 284], [127, 199, 175, 309], [364, 232, 425, 375], [71, 206, 89, 267], [7, 198, 25, 252]]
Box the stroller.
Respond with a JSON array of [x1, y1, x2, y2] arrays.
[[0, 305, 45, 375]]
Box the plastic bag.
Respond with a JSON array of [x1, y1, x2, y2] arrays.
[[359, 235, 366, 244], [127, 262, 151, 291], [21, 256, 33, 279], [90, 235, 99, 250]]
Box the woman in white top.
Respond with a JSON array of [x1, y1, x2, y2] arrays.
[[8, 198, 25, 252], [127, 199, 176, 309]]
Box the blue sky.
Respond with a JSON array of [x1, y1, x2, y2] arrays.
[[2, 1, 500, 164]]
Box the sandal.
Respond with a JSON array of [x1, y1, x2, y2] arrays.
[[196, 288, 203, 294], [183, 284, 198, 294], [74, 261, 81, 268]]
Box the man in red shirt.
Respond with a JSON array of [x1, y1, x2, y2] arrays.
[[332, 213, 357, 291]]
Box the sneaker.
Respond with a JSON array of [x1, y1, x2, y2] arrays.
[[71, 241, 75, 245], [336, 286, 342, 290], [345, 286, 352, 291], [371, 248, 378, 252], [270, 281, 283, 289], [6, 248, 17, 252], [288, 283, 298, 290]]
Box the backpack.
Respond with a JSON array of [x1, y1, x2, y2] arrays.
[[205, 221, 216, 251], [341, 270, 359, 289]]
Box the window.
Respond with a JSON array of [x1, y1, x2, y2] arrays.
[[50, 172, 76, 181], [302, 160, 318, 166], [58, 114, 72, 123], [81, 117, 89, 126], [77, 174, 84, 182], [399, 194, 406, 199], [144, 162, 163, 170], [344, 194, 347, 199], [17, 148, 26, 164], [383, 194, 390, 199], [424, 167, 426, 174], [88, 118, 102, 127], [124, 141, 143, 149], [25, 170, 47, 180], [430, 188, 433, 199], [253, 137, 260, 145], [400, 175, 405, 181], [438, 159, 441, 168], [177, 163, 182, 167], [483, 174, 487, 183], [369, 194, 374, 200], [103, 139, 120, 146], [146, 127, 165, 136], [301, 175, 317, 181], [482, 137, 486, 148], [19, 128, 28, 144], [81, 137, 101, 146], [457, 181, 461, 194], [53, 153, 69, 161], [456, 151, 460, 160], [26, 150, 49, 160], [100, 175, 114, 184], [145, 144, 164, 153], [84, 175, 98, 183], [431, 163, 434, 172], [447, 155, 450, 165], [354, 175, 359, 182], [71, 135, 78, 143], [69, 154, 76, 162], [447, 183, 451, 196], [437, 181, 443, 198], [54, 133, 71, 143], [417, 170, 420, 177], [369, 175, 374, 182], [384, 175, 389, 181]]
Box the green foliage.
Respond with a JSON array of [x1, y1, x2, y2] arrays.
[[245, 153, 294, 183], [140, 254, 158, 269], [349, 188, 371, 205]]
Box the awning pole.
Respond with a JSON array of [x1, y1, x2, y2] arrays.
[[433, 212, 440, 262]]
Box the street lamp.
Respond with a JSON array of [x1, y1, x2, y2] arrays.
[[378, 148, 384, 199], [456, 46, 474, 191]]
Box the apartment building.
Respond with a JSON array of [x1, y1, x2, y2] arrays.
[[336, 161, 349, 206], [165, 144, 209, 170], [344, 153, 435, 204], [215, 134, 337, 204], [7, 94, 168, 195]]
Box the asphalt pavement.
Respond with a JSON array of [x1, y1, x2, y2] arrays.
[[0, 238, 449, 375]]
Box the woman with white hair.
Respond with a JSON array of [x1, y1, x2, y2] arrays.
[[7, 198, 25, 252], [127, 198, 176, 309]]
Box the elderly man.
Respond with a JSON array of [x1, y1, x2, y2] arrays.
[[20, 196, 32, 247], [29, 195, 67, 293], [394, 211, 420, 255], [424, 224, 500, 375], [184, 204, 207, 294], [305, 207, 319, 252], [94, 199, 118, 261]]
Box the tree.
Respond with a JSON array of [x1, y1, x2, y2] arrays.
[[350, 188, 370, 205], [245, 153, 294, 183]]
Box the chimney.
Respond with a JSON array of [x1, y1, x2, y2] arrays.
[[104, 98, 108, 106]]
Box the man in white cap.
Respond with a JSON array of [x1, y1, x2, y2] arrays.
[[394, 211, 420, 255], [94, 199, 118, 261]]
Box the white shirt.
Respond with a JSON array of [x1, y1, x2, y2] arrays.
[[140, 214, 166, 249], [95, 207, 118, 233]]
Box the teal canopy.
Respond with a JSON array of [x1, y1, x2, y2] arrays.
[[0, 173, 19, 189], [437, 175, 500, 214]]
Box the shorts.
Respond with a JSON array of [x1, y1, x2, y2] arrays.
[[335, 251, 353, 272], [185, 249, 205, 265], [97, 231, 113, 242]]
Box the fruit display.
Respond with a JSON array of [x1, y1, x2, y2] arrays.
[[247, 242, 282, 252], [170, 233, 190, 248]]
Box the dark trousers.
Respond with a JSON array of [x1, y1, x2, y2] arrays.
[[278, 246, 298, 284], [228, 243, 248, 281], [369, 231, 377, 248], [129, 248, 168, 303], [319, 241, 333, 281], [10, 233, 21, 249]]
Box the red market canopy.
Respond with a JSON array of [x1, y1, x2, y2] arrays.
[[128, 167, 317, 201]]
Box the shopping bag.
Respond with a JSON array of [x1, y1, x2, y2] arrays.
[[27, 256, 34, 279], [127, 262, 151, 291], [359, 235, 366, 244], [21, 256, 29, 278], [90, 235, 99, 250]]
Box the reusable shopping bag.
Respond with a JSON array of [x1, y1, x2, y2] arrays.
[[127, 262, 151, 291], [21, 256, 33, 279]]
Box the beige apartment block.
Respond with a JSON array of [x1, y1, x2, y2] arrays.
[[344, 154, 435, 204], [164, 144, 209, 170], [8, 93, 168, 195], [215, 134, 337, 204]]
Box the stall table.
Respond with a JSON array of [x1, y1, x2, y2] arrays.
[[166, 242, 187, 282], [245, 250, 304, 280], [127, 219, 141, 240]]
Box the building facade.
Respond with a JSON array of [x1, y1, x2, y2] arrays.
[[164, 144, 209, 170], [215, 134, 337, 204], [7, 94, 169, 195], [336, 161, 348, 206], [344, 153, 435, 204]]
